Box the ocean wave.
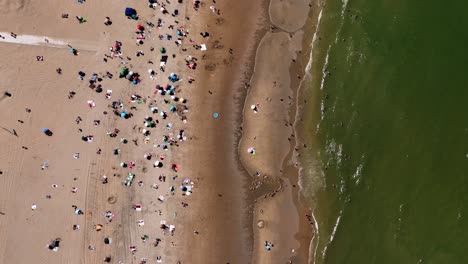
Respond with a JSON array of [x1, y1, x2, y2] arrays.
[[341, 0, 349, 17], [321, 210, 343, 259], [334, 0, 350, 44], [336, 143, 343, 168], [352, 156, 365, 185], [319, 45, 331, 92], [311, 210, 320, 264], [305, 9, 323, 74]]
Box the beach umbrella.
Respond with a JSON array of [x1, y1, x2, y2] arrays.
[[125, 7, 137, 18], [213, 112, 219, 118], [247, 147, 256, 155], [119, 67, 129, 78], [42, 128, 53, 136], [171, 164, 180, 171]]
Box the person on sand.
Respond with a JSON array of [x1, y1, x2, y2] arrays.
[[70, 48, 78, 56], [104, 17, 112, 26], [76, 16, 86, 23]]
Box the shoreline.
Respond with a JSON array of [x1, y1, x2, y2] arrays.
[[236, 0, 325, 263], [292, 2, 326, 262]]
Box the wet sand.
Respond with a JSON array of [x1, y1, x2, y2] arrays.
[[238, 0, 319, 262]]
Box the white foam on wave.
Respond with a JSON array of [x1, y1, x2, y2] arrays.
[[334, 0, 351, 44], [320, 98, 325, 121], [318, 45, 331, 122], [336, 143, 343, 167], [352, 155, 365, 185], [341, 0, 349, 17], [319, 45, 331, 91], [325, 138, 344, 171], [311, 210, 320, 264], [325, 138, 336, 156], [304, 9, 323, 74], [353, 163, 363, 185], [321, 210, 343, 258]]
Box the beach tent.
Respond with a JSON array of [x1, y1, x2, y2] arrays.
[[119, 67, 129, 78], [168, 73, 179, 82], [125, 7, 137, 18], [134, 204, 142, 211], [42, 128, 53, 136]]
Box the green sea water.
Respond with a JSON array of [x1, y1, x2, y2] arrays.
[[300, 0, 468, 263]]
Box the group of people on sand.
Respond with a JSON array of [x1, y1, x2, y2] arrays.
[[19, 0, 228, 263]]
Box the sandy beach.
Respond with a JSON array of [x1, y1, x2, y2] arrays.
[[0, 0, 320, 263]]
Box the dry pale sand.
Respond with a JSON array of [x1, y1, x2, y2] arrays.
[[0, 0, 275, 264]]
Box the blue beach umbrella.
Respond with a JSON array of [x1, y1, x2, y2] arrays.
[[213, 113, 219, 118]]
